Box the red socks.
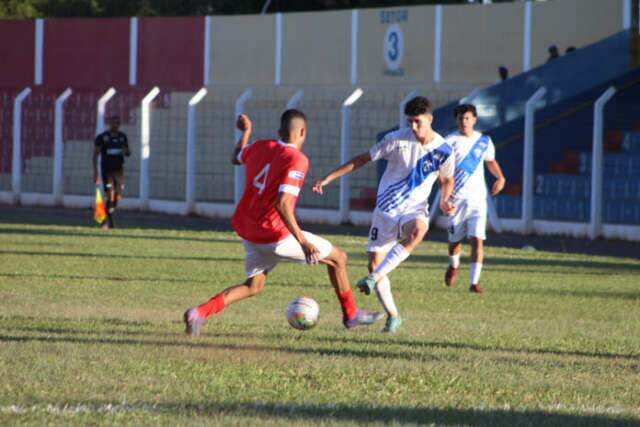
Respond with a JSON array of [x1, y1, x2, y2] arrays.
[[197, 293, 225, 318], [336, 289, 357, 321], [198, 290, 357, 321]]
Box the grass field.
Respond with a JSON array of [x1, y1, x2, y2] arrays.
[[0, 209, 639, 426]]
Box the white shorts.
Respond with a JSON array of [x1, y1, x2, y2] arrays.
[[448, 200, 487, 242], [367, 208, 429, 253], [243, 231, 333, 278]]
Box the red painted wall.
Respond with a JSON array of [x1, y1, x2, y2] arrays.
[[43, 18, 129, 90], [0, 20, 34, 89], [138, 17, 204, 90]]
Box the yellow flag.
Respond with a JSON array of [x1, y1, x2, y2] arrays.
[[94, 186, 107, 224]]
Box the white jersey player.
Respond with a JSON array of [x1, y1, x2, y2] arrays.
[[313, 96, 455, 333], [444, 104, 506, 293]]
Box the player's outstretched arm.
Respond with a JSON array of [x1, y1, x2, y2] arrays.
[[312, 152, 372, 195], [486, 160, 506, 196], [274, 192, 320, 264], [231, 114, 252, 165]]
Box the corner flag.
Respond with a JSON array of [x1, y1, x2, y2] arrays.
[[94, 186, 107, 224]]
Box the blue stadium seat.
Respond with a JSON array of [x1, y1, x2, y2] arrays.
[[622, 132, 640, 152], [495, 195, 521, 219], [534, 197, 589, 222]]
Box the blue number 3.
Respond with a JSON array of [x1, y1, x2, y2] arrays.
[[388, 31, 399, 61]]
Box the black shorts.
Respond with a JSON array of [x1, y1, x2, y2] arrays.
[[102, 169, 125, 195]]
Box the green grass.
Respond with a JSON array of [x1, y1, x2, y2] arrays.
[[0, 215, 639, 426]]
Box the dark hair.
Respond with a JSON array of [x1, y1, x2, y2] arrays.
[[280, 109, 307, 131], [404, 96, 432, 116], [454, 104, 477, 118]]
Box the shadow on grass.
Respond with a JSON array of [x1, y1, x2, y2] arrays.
[[0, 272, 212, 285], [0, 334, 451, 363], [405, 253, 640, 273], [2, 246, 639, 274], [16, 399, 638, 426], [1, 325, 637, 362], [498, 286, 640, 302], [0, 227, 235, 244], [0, 249, 241, 263], [309, 334, 639, 361]]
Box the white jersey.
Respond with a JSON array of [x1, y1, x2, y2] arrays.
[[446, 130, 495, 205], [370, 127, 454, 217]]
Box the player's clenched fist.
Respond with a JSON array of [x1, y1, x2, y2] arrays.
[[236, 114, 252, 133]]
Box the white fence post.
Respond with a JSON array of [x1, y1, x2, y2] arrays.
[[350, 10, 359, 85], [340, 87, 363, 224], [11, 87, 31, 203], [234, 88, 253, 204], [203, 16, 212, 86], [129, 17, 138, 86], [34, 19, 43, 85], [622, 0, 631, 30], [286, 89, 304, 109], [275, 13, 282, 85], [140, 86, 160, 210], [523, 87, 546, 234], [53, 88, 73, 205], [399, 89, 418, 130], [433, 5, 442, 83], [523, 1, 532, 72], [589, 86, 616, 239], [96, 88, 116, 135], [186, 88, 208, 214]]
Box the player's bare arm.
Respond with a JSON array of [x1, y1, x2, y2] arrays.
[[231, 114, 252, 165], [92, 145, 100, 184], [274, 191, 320, 264], [486, 159, 506, 196], [438, 174, 456, 215], [312, 152, 372, 194]]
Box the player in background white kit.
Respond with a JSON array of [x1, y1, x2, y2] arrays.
[[313, 97, 455, 333], [444, 104, 506, 293]]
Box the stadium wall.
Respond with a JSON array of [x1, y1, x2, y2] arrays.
[[0, 1, 627, 90], [137, 17, 204, 90], [42, 18, 129, 90], [0, 20, 35, 89], [0, 0, 635, 240]]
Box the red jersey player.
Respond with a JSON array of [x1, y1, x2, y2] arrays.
[[183, 110, 383, 336]]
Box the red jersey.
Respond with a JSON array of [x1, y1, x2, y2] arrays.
[[231, 139, 309, 244]]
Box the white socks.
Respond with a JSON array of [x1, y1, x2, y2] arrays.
[[449, 253, 460, 268], [372, 244, 410, 280], [374, 276, 399, 317], [470, 262, 483, 285]]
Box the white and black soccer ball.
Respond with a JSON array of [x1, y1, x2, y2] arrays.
[[286, 296, 320, 330]]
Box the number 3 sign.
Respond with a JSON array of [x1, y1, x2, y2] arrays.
[[384, 24, 404, 71]]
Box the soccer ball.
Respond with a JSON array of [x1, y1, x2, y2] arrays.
[[286, 296, 320, 330]]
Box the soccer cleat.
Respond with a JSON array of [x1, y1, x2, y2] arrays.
[[469, 283, 483, 294], [444, 265, 458, 287], [382, 315, 402, 333], [343, 309, 384, 329], [356, 275, 376, 295], [183, 307, 205, 336]]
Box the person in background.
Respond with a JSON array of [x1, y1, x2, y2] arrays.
[[93, 115, 130, 229]]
